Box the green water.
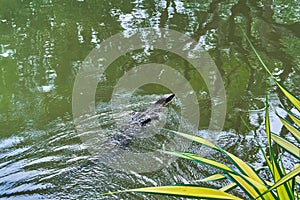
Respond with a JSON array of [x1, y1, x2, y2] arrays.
[[0, 1, 299, 199]]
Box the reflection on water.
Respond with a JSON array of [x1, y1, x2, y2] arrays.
[[0, 0, 299, 199]]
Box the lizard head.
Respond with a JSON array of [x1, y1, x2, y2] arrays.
[[154, 93, 175, 107]]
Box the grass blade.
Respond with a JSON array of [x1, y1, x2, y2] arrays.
[[241, 28, 273, 77], [242, 26, 300, 111], [219, 183, 237, 192], [226, 173, 275, 200], [286, 110, 300, 128], [200, 174, 226, 182], [260, 165, 300, 197], [126, 185, 243, 200], [276, 83, 300, 111], [164, 151, 234, 173], [223, 151, 266, 185], [164, 129, 266, 185], [277, 115, 300, 142], [163, 128, 218, 150], [271, 133, 300, 158]]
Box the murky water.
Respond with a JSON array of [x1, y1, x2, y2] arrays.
[[0, 1, 299, 199]]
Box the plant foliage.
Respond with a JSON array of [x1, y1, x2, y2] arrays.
[[103, 31, 300, 199]]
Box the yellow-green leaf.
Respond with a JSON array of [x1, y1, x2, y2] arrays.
[[294, 164, 300, 185], [276, 83, 300, 111], [164, 151, 234, 173], [286, 110, 300, 127], [271, 133, 300, 158], [279, 116, 300, 142], [164, 129, 266, 185], [163, 151, 195, 161], [242, 27, 300, 113], [200, 174, 226, 182], [230, 173, 277, 199], [227, 174, 273, 200], [241, 28, 273, 77], [225, 151, 265, 185], [274, 105, 300, 129], [163, 129, 218, 150], [271, 159, 292, 200], [127, 185, 243, 200], [219, 183, 237, 192], [261, 165, 300, 197]]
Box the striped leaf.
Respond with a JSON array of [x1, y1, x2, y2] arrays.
[[265, 91, 293, 199], [278, 115, 300, 142], [163, 128, 218, 150], [260, 165, 300, 197], [276, 83, 300, 111], [200, 174, 226, 182], [294, 163, 300, 185], [223, 151, 266, 185], [271, 133, 300, 158], [226, 173, 275, 200], [243, 26, 300, 112], [126, 185, 243, 200], [284, 108, 300, 127], [219, 183, 237, 192], [164, 129, 266, 185], [164, 151, 234, 173]]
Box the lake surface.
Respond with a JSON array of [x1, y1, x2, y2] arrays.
[[0, 1, 299, 199]]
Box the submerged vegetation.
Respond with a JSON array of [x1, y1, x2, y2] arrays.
[[103, 33, 300, 199]]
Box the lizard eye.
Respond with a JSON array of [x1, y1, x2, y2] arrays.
[[140, 118, 151, 126]]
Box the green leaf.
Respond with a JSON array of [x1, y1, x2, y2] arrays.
[[163, 128, 218, 150], [126, 185, 243, 200], [278, 115, 300, 142], [164, 151, 234, 173], [265, 87, 292, 199], [223, 151, 266, 186], [219, 183, 237, 192], [271, 133, 300, 158], [242, 26, 300, 113], [164, 129, 266, 186], [260, 165, 300, 197], [226, 173, 275, 200], [276, 83, 300, 111], [284, 108, 300, 127], [200, 174, 226, 182], [241, 28, 273, 77]]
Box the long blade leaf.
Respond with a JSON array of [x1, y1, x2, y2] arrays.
[[228, 174, 259, 199], [219, 183, 237, 192], [127, 185, 243, 200], [164, 129, 266, 185], [278, 115, 300, 142], [276, 83, 300, 111], [163, 128, 218, 150], [200, 174, 226, 182], [260, 165, 300, 196], [271, 133, 300, 158], [242, 27, 300, 111], [241, 28, 273, 77], [223, 151, 266, 185], [164, 151, 234, 173], [281, 107, 300, 127]]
